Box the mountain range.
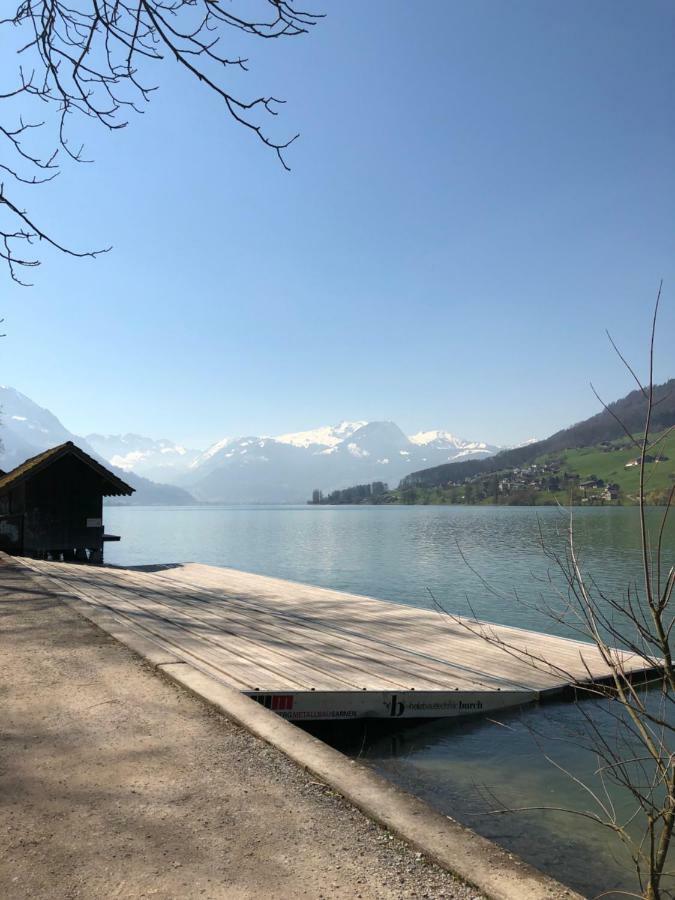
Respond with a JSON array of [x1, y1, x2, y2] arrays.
[[0, 385, 502, 504], [84, 432, 202, 481], [88, 421, 501, 503], [401, 378, 675, 490], [0, 386, 194, 506], [3, 380, 670, 506]]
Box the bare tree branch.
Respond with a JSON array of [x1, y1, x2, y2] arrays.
[[0, 1, 323, 282], [434, 286, 674, 899]]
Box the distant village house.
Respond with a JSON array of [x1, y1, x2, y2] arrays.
[[624, 454, 666, 469]]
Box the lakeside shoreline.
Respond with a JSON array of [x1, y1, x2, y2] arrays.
[[0, 556, 486, 900], [0, 554, 588, 900]]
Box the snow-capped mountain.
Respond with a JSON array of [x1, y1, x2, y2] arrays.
[[409, 430, 499, 459], [273, 421, 367, 449], [0, 386, 195, 505], [188, 436, 278, 479], [0, 385, 79, 471], [86, 433, 200, 482], [0, 385, 503, 504], [177, 421, 500, 503], [326, 421, 411, 463]]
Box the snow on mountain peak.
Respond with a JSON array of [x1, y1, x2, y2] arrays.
[[84, 433, 201, 479], [0, 383, 506, 503], [408, 430, 463, 448], [346, 441, 370, 458], [189, 436, 233, 468], [274, 420, 368, 449], [110, 451, 145, 471]]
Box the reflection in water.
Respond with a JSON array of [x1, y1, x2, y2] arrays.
[[106, 505, 664, 630], [307, 687, 673, 899], [105, 505, 674, 897]]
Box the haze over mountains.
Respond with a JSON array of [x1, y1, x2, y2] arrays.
[[0, 385, 502, 504], [84, 432, 202, 482], [170, 421, 500, 504], [0, 386, 194, 506], [4, 379, 668, 505]]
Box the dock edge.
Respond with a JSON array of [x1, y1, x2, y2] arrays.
[[4, 553, 585, 900]]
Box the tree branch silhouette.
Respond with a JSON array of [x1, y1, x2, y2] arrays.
[[0, 1, 322, 283], [432, 286, 674, 899]]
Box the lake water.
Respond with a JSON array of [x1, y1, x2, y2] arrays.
[[104, 504, 674, 898]]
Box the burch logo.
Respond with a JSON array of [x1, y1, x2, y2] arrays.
[[389, 694, 405, 717]]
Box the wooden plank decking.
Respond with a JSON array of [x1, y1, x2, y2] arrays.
[[16, 558, 654, 721]]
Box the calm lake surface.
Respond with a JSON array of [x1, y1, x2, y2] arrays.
[[105, 505, 674, 898]]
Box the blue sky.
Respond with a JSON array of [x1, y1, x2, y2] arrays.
[[1, 0, 673, 449]]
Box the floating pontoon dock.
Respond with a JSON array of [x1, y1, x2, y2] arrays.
[[16, 558, 655, 721]]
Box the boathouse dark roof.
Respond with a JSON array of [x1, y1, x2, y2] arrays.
[[0, 441, 134, 498]]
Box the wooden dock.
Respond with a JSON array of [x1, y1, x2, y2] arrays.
[[17, 558, 653, 721]]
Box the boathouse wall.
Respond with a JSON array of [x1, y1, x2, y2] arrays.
[[21, 455, 105, 557], [0, 442, 134, 559]]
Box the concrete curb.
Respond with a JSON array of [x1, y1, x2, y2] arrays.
[[159, 663, 582, 900], [3, 555, 584, 900]]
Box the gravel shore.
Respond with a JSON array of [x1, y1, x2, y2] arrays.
[[0, 560, 483, 900]]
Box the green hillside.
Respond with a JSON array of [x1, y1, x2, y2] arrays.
[[552, 430, 675, 503], [310, 381, 675, 507], [385, 428, 674, 506], [401, 379, 675, 491]]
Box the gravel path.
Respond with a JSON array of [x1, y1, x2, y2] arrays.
[[0, 560, 483, 900]]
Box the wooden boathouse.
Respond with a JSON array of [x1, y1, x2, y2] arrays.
[[0, 441, 134, 562]]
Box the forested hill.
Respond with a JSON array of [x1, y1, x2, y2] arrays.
[[401, 379, 675, 489]]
